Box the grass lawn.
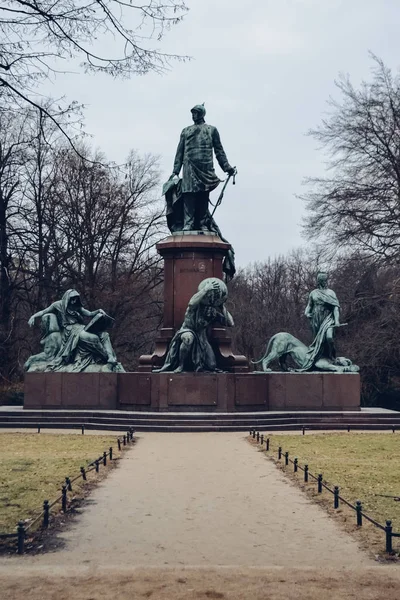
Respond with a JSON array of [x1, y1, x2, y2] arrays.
[[0, 432, 120, 535], [257, 433, 400, 554]]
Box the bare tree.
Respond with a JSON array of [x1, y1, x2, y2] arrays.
[[302, 55, 400, 263], [0, 1, 189, 138], [17, 142, 166, 370], [228, 251, 317, 363], [0, 102, 167, 379], [0, 110, 31, 380], [228, 250, 400, 407]]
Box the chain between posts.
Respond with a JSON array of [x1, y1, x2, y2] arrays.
[[3, 431, 135, 555], [251, 430, 399, 555]]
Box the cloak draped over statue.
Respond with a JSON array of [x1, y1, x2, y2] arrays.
[[162, 104, 237, 279], [25, 289, 125, 373], [300, 287, 340, 371]]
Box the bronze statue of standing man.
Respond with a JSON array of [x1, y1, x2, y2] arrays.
[[168, 104, 236, 231]]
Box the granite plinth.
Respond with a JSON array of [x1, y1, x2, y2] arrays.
[[24, 372, 360, 412], [139, 232, 248, 372], [24, 372, 118, 409]]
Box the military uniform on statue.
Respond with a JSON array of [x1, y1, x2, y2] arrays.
[[162, 104, 237, 280], [165, 103, 236, 232]]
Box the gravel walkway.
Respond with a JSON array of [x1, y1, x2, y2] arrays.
[[1, 432, 373, 568]]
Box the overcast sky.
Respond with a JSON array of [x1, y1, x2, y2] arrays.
[[42, 0, 400, 267]]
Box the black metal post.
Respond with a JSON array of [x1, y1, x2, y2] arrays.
[[103, 451, 107, 466], [356, 500, 362, 526], [123, 435, 126, 446], [66, 477, 72, 492], [62, 485, 67, 512], [80, 466, 87, 481], [334, 486, 339, 509], [127, 431, 130, 443], [256, 432, 260, 443], [37, 424, 41, 434], [278, 446, 282, 460], [17, 521, 25, 555], [385, 520, 393, 553], [294, 458, 298, 473], [252, 430, 256, 439], [109, 447, 113, 461], [285, 451, 289, 466], [302, 426, 305, 436], [317, 474, 323, 493], [304, 464, 309, 483], [260, 434, 264, 445], [95, 459, 99, 473], [81, 424, 85, 435], [347, 425, 350, 433], [118, 438, 121, 451], [43, 500, 49, 528], [266, 438, 270, 451], [392, 426, 395, 434]]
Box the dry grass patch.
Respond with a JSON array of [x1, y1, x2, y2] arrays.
[[2, 567, 400, 600], [0, 432, 119, 534], [255, 432, 400, 555]]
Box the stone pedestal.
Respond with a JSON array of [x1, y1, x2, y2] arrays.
[[139, 232, 248, 371], [24, 371, 361, 412]]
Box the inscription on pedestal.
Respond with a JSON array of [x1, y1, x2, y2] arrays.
[[139, 234, 248, 371]]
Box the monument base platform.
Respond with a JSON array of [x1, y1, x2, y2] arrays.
[[24, 371, 360, 412]]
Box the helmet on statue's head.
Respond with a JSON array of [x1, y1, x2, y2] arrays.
[[190, 103, 206, 119]]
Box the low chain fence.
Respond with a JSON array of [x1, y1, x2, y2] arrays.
[[0, 427, 135, 555], [249, 429, 400, 555]]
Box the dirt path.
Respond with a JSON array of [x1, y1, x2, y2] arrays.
[[1, 432, 373, 568], [3, 432, 400, 599]]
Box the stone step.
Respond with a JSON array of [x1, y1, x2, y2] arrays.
[[0, 422, 399, 433], [2, 409, 400, 420], [2, 414, 400, 427], [0, 410, 400, 433]]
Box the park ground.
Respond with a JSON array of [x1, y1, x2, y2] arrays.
[[1, 565, 400, 600], [252, 431, 400, 556], [0, 431, 400, 599], [0, 432, 122, 536]]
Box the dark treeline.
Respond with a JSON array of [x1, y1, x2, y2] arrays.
[[229, 252, 400, 406], [0, 0, 188, 389], [2, 54, 400, 409], [230, 55, 400, 407], [0, 108, 165, 380]]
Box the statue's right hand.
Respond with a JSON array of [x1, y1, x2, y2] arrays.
[[169, 173, 177, 180], [28, 316, 35, 327]]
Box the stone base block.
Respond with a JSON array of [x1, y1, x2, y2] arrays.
[[24, 371, 360, 412], [24, 372, 118, 410], [267, 372, 360, 411]]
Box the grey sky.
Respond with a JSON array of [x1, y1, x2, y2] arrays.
[[42, 0, 400, 267]]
